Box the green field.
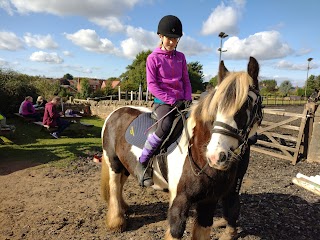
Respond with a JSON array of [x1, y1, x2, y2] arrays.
[[0, 116, 104, 167]]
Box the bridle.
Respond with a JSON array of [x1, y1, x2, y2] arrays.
[[181, 86, 263, 177], [211, 86, 263, 157]]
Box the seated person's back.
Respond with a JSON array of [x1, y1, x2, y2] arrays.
[[19, 96, 41, 121], [43, 97, 60, 127], [43, 96, 70, 139]]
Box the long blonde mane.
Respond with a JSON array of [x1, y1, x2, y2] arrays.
[[192, 71, 254, 122]]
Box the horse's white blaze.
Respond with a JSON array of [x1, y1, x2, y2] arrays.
[[206, 113, 238, 166]]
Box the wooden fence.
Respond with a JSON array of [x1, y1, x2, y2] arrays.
[[251, 106, 315, 165], [262, 96, 307, 105]]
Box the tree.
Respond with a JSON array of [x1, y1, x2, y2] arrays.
[[63, 73, 73, 80], [187, 61, 204, 93], [120, 50, 151, 91], [103, 80, 116, 95], [260, 79, 277, 93], [306, 74, 320, 96], [279, 80, 293, 96], [209, 75, 218, 87], [79, 78, 92, 99]]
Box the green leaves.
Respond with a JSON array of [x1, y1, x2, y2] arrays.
[[187, 61, 204, 93]]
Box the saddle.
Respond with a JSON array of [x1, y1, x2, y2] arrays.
[[125, 110, 187, 182]]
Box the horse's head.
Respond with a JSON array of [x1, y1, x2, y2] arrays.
[[202, 57, 263, 170]]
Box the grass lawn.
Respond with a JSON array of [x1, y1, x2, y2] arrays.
[[0, 116, 105, 167]]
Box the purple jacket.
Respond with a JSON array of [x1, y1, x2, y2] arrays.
[[146, 47, 192, 105], [20, 101, 35, 116]]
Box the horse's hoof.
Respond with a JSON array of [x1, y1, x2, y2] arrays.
[[218, 227, 237, 240], [213, 218, 228, 228], [106, 215, 127, 233], [164, 229, 180, 240]]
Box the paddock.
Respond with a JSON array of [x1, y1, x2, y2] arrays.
[[0, 105, 319, 240]]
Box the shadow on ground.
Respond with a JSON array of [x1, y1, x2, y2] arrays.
[[235, 193, 320, 239]]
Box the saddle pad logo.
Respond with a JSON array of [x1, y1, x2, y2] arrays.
[[130, 126, 135, 136]]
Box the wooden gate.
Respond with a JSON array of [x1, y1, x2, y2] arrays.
[[251, 108, 309, 165]]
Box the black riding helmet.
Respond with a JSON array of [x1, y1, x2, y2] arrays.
[[157, 15, 183, 38]]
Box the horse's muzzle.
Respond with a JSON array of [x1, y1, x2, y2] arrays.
[[207, 152, 229, 171]]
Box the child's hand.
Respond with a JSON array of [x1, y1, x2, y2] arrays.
[[173, 100, 184, 109], [184, 100, 192, 108]]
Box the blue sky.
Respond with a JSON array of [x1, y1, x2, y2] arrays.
[[0, 0, 319, 86]]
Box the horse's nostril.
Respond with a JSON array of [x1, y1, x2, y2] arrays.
[[219, 152, 226, 162]]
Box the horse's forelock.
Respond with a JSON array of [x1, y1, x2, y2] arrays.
[[192, 72, 253, 123]]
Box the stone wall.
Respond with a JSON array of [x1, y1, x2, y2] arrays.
[[64, 99, 153, 119]]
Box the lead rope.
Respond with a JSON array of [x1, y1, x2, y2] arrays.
[[177, 107, 209, 177]]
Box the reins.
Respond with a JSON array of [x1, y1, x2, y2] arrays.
[[177, 107, 210, 177]]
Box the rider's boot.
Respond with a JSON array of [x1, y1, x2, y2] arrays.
[[135, 133, 162, 187]]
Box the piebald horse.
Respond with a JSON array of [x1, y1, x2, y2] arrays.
[[101, 57, 262, 239]]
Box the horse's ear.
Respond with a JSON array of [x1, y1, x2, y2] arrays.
[[247, 56, 259, 90], [218, 60, 229, 84]]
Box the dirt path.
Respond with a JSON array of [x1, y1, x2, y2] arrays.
[[1, 152, 319, 240]]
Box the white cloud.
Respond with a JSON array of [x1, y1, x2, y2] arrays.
[[62, 64, 92, 73], [0, 0, 13, 15], [0, 58, 19, 68], [90, 16, 126, 33], [275, 60, 319, 71], [295, 48, 312, 57], [223, 31, 293, 60], [0, 58, 9, 66], [65, 29, 119, 54], [120, 26, 158, 58], [120, 26, 211, 59], [178, 36, 212, 56], [0, 31, 24, 51], [2, 0, 141, 17], [30, 51, 63, 64], [201, 1, 245, 36], [65, 26, 211, 59], [62, 50, 73, 56], [24, 33, 58, 49]]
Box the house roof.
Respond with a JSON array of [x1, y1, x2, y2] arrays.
[[111, 80, 120, 88]]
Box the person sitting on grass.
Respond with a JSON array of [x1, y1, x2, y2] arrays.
[[19, 96, 41, 121], [43, 96, 70, 139]]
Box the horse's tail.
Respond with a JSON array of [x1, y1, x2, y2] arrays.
[[101, 153, 110, 203]]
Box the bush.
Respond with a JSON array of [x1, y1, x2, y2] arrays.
[[0, 68, 61, 114]]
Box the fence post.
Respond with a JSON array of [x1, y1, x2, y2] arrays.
[[146, 88, 149, 101], [130, 91, 133, 101], [118, 86, 121, 101]]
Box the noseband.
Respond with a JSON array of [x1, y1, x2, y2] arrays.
[[211, 87, 263, 156]]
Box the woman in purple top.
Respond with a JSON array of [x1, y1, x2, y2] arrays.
[[135, 15, 192, 187], [19, 96, 41, 121]]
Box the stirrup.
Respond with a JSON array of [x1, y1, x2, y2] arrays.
[[140, 164, 153, 187], [135, 162, 154, 187]]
